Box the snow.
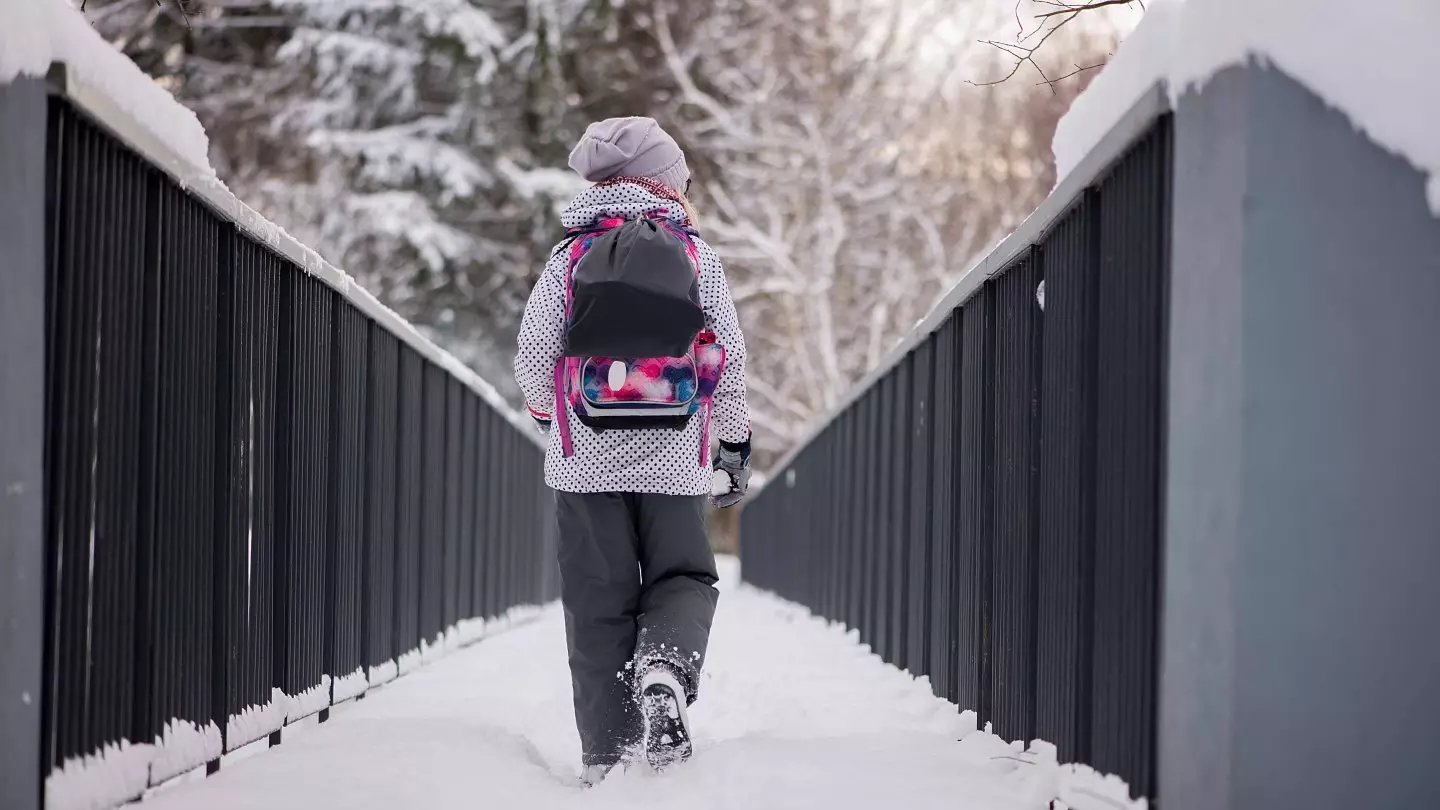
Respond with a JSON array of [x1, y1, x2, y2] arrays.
[[285, 676, 333, 724], [1054, 0, 1440, 215], [495, 156, 591, 217], [308, 124, 493, 202], [455, 616, 489, 646], [332, 668, 369, 704], [138, 558, 1140, 810], [710, 468, 733, 497], [0, 0, 214, 182], [367, 660, 399, 688], [396, 648, 423, 677], [420, 633, 447, 665], [149, 720, 224, 785], [44, 739, 152, 810]]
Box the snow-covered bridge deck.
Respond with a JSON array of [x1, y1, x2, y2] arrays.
[[136, 560, 1115, 810]]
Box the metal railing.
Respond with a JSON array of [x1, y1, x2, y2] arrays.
[[0, 67, 558, 810], [741, 90, 1172, 801]]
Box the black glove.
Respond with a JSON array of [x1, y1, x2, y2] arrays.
[[710, 434, 751, 509]]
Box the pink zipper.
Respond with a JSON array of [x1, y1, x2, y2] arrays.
[[698, 400, 712, 466], [554, 361, 574, 457]]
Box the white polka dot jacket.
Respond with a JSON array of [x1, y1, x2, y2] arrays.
[[513, 180, 751, 496]]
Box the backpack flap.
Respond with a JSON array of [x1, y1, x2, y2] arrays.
[[569, 354, 697, 431], [563, 218, 704, 358]]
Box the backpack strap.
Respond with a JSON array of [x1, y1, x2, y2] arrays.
[[555, 222, 617, 320], [653, 218, 703, 281]]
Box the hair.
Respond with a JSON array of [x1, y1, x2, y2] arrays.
[[677, 192, 700, 228]]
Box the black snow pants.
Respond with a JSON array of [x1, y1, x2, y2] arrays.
[[554, 491, 720, 768]]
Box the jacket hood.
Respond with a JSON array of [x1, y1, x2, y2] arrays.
[[560, 180, 691, 231]]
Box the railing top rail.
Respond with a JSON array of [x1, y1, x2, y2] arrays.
[[44, 61, 545, 450], [753, 83, 1171, 494]]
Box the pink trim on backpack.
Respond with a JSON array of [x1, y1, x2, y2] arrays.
[[554, 361, 574, 457]]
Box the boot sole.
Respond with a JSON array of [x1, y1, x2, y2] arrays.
[[639, 671, 692, 771]]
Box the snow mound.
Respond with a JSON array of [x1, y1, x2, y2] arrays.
[[333, 667, 369, 704], [367, 660, 399, 687], [396, 647, 423, 676], [285, 676, 333, 723], [1055, 0, 1440, 215], [227, 689, 290, 750]]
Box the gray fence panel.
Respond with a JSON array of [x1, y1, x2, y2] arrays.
[[905, 342, 935, 679], [274, 271, 334, 718], [219, 237, 282, 748], [1035, 193, 1100, 764], [140, 178, 222, 779], [989, 250, 1043, 745], [44, 104, 150, 783], [1090, 118, 1171, 799], [1164, 64, 1440, 810], [364, 328, 399, 677], [326, 301, 369, 698], [927, 315, 961, 704], [0, 76, 49, 810], [956, 287, 995, 723]]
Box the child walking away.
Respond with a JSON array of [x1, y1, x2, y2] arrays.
[[513, 116, 752, 787]]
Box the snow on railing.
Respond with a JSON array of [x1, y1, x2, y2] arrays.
[[1054, 0, 1440, 213]]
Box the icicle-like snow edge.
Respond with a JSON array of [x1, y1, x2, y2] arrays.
[[285, 676, 333, 724], [45, 720, 223, 810], [396, 647, 423, 676], [148, 719, 223, 785], [367, 659, 399, 687], [226, 689, 289, 751], [44, 740, 152, 810]]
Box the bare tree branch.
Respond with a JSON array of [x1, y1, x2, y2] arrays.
[[1038, 61, 1107, 86], [1035, 0, 1138, 20], [82, 0, 193, 28], [974, 0, 1138, 87]]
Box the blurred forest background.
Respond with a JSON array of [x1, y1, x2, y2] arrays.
[[77, 0, 1138, 548]]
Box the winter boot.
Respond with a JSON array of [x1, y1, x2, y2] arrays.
[[580, 763, 613, 788], [638, 664, 692, 771]]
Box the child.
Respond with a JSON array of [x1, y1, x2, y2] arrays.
[[513, 116, 752, 786]]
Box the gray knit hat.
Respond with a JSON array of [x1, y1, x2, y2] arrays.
[[567, 116, 690, 193]]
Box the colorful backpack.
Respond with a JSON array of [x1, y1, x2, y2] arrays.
[[552, 208, 727, 462]]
